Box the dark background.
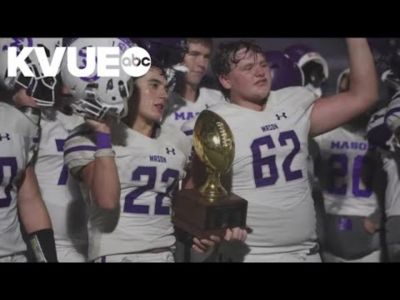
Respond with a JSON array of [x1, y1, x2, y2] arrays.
[[214, 38, 349, 96]]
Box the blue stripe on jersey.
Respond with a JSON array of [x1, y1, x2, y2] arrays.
[[386, 107, 400, 120], [64, 145, 97, 155]]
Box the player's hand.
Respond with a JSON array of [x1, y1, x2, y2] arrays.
[[364, 217, 380, 234], [192, 235, 220, 254], [13, 89, 38, 108], [85, 117, 112, 134], [224, 227, 248, 242]]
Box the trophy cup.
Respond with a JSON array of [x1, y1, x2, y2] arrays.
[[172, 110, 248, 239]]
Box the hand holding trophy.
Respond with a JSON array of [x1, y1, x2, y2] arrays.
[[172, 110, 248, 239]]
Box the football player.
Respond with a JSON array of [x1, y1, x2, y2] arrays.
[[0, 38, 60, 262], [314, 68, 383, 262], [63, 38, 241, 262], [184, 38, 378, 262], [31, 37, 97, 262], [161, 38, 225, 131]]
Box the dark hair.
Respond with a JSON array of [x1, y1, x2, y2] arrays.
[[211, 40, 264, 98], [186, 38, 214, 53]]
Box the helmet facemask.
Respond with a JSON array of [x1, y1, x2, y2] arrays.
[[61, 38, 134, 121], [0, 38, 62, 107]]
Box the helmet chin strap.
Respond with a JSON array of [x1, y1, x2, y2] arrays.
[[166, 63, 189, 90], [172, 64, 189, 73]]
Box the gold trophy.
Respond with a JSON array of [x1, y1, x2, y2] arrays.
[[172, 110, 248, 239]]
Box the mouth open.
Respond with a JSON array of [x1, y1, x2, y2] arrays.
[[154, 103, 165, 113]]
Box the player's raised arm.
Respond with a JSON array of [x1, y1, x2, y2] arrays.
[[310, 38, 378, 137]]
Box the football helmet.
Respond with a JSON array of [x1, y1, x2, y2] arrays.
[[265, 50, 304, 90], [0, 37, 62, 106], [336, 68, 350, 93], [284, 44, 329, 91], [61, 38, 133, 120]]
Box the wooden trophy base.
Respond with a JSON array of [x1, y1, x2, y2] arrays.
[[172, 189, 248, 239]]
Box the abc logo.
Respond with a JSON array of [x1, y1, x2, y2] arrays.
[[121, 47, 151, 77]]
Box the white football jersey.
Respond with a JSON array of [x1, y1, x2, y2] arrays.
[[64, 122, 191, 260], [163, 87, 224, 131], [0, 102, 39, 256], [314, 127, 379, 216], [205, 87, 318, 254], [34, 111, 87, 259]]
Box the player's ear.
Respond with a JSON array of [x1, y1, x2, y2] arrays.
[[219, 74, 232, 90]]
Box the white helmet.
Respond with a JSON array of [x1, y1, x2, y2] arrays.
[[284, 44, 329, 97], [61, 38, 133, 120], [336, 68, 350, 93], [0, 37, 62, 106]]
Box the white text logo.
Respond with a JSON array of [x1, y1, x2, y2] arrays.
[[7, 46, 151, 78]]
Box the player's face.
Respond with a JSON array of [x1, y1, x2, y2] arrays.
[[183, 42, 211, 87], [221, 48, 271, 104], [136, 67, 168, 123], [12, 88, 38, 108]]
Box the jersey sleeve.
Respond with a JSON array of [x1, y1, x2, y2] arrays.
[[270, 86, 318, 123]]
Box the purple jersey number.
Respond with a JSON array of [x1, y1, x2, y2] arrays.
[[251, 130, 303, 188], [251, 135, 278, 187], [155, 168, 180, 215], [0, 157, 18, 208], [326, 153, 348, 195], [55, 139, 69, 185], [327, 154, 372, 198], [352, 155, 373, 197], [124, 166, 179, 215]]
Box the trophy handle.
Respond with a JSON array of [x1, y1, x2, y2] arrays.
[[199, 167, 227, 203]]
